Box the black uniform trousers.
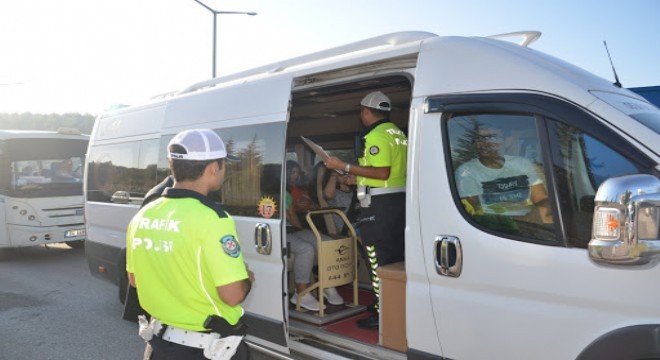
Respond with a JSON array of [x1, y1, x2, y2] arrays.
[[145, 336, 250, 360], [357, 192, 406, 311]]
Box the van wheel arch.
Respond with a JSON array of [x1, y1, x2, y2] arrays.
[[576, 325, 660, 360]]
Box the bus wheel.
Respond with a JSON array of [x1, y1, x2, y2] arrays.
[[65, 240, 85, 249]]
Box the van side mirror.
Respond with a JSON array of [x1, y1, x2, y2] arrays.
[[588, 174, 660, 267]]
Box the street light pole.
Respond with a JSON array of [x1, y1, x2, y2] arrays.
[[193, 0, 257, 78]]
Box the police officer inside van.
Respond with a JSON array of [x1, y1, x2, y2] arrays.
[[126, 129, 255, 359], [325, 91, 407, 329]]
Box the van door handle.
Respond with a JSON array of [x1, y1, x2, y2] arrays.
[[254, 223, 272, 255], [434, 236, 463, 277]]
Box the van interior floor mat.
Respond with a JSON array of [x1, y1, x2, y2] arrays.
[[288, 286, 369, 326]]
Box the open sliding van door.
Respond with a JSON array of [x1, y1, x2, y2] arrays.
[[162, 74, 294, 354]]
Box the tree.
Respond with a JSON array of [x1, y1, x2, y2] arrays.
[[0, 112, 95, 134]]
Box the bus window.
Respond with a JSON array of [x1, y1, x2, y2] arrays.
[[4, 138, 88, 197]]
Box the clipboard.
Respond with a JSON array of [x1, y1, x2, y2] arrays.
[[301, 136, 346, 175], [301, 136, 330, 162]]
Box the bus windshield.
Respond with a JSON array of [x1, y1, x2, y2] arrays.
[[3, 138, 88, 197]]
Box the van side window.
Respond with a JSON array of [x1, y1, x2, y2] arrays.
[[87, 139, 161, 203], [447, 113, 556, 243], [547, 121, 644, 248], [158, 123, 285, 218]]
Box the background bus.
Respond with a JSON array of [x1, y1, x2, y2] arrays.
[[0, 128, 89, 248]]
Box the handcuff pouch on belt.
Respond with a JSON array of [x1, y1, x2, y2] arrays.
[[357, 185, 371, 208], [138, 315, 247, 360], [138, 315, 154, 341], [203, 315, 247, 337], [203, 315, 247, 360], [204, 335, 243, 360], [357, 186, 406, 208]]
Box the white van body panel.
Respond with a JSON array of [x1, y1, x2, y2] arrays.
[[413, 36, 607, 102], [414, 106, 660, 360], [84, 104, 166, 248], [178, 32, 434, 95], [404, 102, 444, 356], [587, 93, 660, 157], [410, 37, 660, 359], [84, 32, 660, 360], [85, 75, 293, 352], [159, 75, 294, 352], [414, 36, 659, 157], [95, 104, 165, 140], [85, 202, 142, 248], [235, 216, 288, 354], [164, 74, 294, 130]]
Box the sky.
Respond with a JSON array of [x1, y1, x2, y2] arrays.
[[0, 0, 658, 115]]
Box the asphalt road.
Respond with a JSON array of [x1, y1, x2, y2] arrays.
[[0, 243, 145, 360], [0, 243, 278, 360]]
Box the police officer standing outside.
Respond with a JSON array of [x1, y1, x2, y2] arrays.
[[126, 129, 255, 359], [325, 91, 407, 329]]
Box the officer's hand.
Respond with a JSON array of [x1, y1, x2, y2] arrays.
[[342, 174, 357, 186], [324, 156, 343, 171]]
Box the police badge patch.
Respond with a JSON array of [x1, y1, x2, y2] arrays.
[[220, 235, 241, 258], [369, 145, 380, 155]]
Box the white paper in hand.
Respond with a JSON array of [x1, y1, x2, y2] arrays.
[[301, 136, 330, 162]]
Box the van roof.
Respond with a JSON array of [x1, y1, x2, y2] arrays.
[[108, 29, 622, 120], [175, 30, 542, 96], [176, 31, 438, 95]]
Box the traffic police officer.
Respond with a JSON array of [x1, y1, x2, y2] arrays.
[[325, 91, 407, 329], [126, 129, 255, 359], [123, 175, 173, 323]]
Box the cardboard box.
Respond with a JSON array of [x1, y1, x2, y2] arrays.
[[378, 261, 407, 352]]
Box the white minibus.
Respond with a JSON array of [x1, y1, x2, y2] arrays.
[[84, 31, 660, 360], [0, 128, 88, 248]]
